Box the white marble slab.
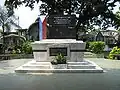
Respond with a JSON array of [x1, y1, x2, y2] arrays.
[[32, 39, 86, 62]]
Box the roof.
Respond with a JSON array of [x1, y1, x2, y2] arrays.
[[96, 31, 116, 37]]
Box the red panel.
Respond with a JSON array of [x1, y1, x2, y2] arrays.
[[42, 18, 47, 39]]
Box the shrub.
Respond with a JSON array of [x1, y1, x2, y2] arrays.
[[11, 49, 16, 54], [85, 41, 90, 50], [11, 49, 21, 54], [108, 46, 120, 59], [22, 41, 33, 54], [89, 41, 105, 54], [51, 53, 67, 64]]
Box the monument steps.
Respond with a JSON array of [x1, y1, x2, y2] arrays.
[[15, 60, 103, 73], [67, 61, 96, 69], [31, 63, 51, 65], [23, 65, 51, 69], [67, 65, 96, 69], [15, 39, 103, 73], [67, 62, 90, 65], [15, 68, 103, 73], [22, 61, 52, 69]]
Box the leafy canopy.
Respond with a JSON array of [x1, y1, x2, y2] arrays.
[[4, 0, 120, 30]]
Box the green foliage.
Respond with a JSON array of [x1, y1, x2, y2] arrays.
[[115, 9, 120, 28], [108, 46, 120, 59], [8, 41, 32, 54], [0, 29, 2, 32], [85, 41, 90, 50], [51, 53, 67, 64], [11, 49, 21, 54], [21, 41, 33, 54], [12, 45, 22, 54], [5, 0, 120, 30], [89, 41, 105, 54], [11, 49, 17, 54]]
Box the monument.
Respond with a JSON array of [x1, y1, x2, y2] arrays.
[[15, 14, 103, 73], [47, 15, 76, 39]]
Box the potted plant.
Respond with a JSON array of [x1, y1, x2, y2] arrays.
[[51, 53, 67, 69]]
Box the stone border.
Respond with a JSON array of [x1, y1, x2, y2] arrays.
[[15, 59, 104, 73]]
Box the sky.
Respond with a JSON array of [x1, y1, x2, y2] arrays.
[[0, 0, 41, 29], [0, 0, 119, 29], [14, 2, 42, 29]]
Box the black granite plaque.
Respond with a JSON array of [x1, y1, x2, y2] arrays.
[[49, 47, 67, 56], [47, 15, 76, 39]]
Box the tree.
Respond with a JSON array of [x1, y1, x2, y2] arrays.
[[0, 5, 17, 53], [114, 9, 120, 47], [5, 0, 120, 39], [0, 6, 17, 32]]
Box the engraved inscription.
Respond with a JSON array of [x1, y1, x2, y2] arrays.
[[47, 15, 76, 39], [49, 47, 67, 56]]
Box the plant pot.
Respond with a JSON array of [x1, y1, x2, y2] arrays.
[[52, 64, 67, 69]]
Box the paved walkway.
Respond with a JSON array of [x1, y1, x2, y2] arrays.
[[0, 58, 120, 90]]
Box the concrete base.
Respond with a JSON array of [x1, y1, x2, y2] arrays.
[[15, 59, 103, 73], [31, 39, 85, 62]]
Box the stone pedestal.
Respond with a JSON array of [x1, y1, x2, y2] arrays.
[[15, 39, 103, 73], [31, 39, 86, 62]]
